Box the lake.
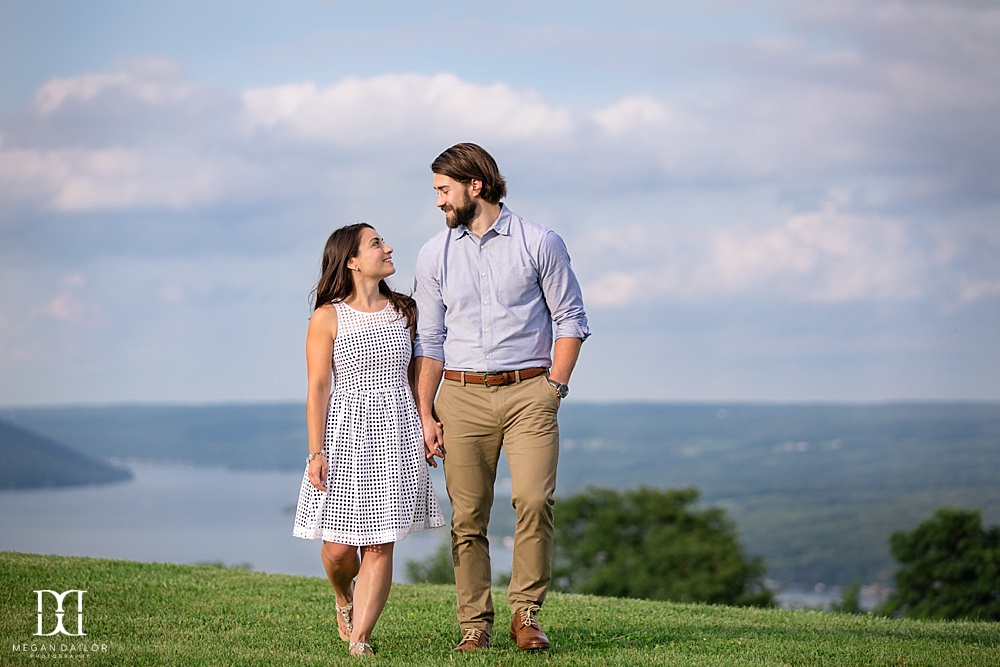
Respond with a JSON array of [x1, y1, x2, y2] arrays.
[[0, 459, 850, 609], [0, 460, 498, 581], [8, 401, 999, 594]]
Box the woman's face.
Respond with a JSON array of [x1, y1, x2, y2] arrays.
[[348, 227, 395, 279]]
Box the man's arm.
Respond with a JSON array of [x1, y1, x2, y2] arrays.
[[412, 239, 448, 466], [537, 230, 589, 391], [413, 355, 445, 467], [537, 231, 590, 344], [549, 336, 583, 386]]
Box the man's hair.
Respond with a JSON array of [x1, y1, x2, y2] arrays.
[[431, 143, 507, 204]]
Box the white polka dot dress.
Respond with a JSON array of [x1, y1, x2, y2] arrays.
[[292, 301, 444, 546]]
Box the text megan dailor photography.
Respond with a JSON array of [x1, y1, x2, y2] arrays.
[[9, 589, 110, 661]]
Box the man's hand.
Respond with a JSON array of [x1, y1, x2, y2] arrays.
[[422, 418, 446, 468]]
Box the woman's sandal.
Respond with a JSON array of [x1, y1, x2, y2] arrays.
[[349, 642, 374, 657], [335, 580, 355, 641], [335, 601, 354, 642]]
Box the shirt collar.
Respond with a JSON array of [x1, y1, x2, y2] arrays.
[[493, 204, 511, 235], [450, 203, 510, 240]]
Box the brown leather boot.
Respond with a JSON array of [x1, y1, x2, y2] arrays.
[[509, 605, 549, 650], [453, 627, 491, 652]]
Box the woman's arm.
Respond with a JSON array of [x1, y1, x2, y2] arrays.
[[305, 304, 337, 491]]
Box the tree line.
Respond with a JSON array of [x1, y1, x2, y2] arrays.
[[407, 486, 1000, 621]]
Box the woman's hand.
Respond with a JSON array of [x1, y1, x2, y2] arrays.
[[422, 418, 445, 468], [308, 453, 327, 491]]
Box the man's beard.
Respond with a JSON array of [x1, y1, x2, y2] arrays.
[[445, 197, 479, 229]]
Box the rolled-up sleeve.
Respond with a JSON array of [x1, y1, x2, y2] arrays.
[[539, 231, 591, 342], [412, 242, 447, 361]]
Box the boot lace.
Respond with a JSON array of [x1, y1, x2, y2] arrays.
[[460, 628, 486, 644], [516, 605, 541, 629]]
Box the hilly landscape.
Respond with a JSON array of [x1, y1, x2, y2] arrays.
[[0, 417, 132, 490], [3, 401, 999, 591]]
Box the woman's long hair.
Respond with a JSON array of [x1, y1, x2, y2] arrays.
[[311, 223, 416, 328]]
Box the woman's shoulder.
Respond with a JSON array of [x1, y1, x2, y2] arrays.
[[315, 300, 341, 312], [310, 302, 340, 327]]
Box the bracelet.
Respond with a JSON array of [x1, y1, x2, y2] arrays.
[[306, 452, 324, 463]]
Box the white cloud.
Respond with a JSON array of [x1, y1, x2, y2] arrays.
[[708, 2, 1000, 191], [3, 66, 583, 213], [579, 195, 927, 307], [708, 198, 923, 303], [2, 0, 1000, 404], [27, 273, 89, 322], [0, 0, 1000, 400], [959, 279, 1000, 304], [157, 285, 185, 305], [592, 95, 676, 136], [2, 53, 996, 312], [0, 144, 271, 212], [8, 272, 106, 361], [239, 73, 576, 145], [32, 58, 193, 115], [0, 145, 71, 207]]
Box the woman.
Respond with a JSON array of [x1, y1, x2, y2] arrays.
[[292, 223, 445, 657]]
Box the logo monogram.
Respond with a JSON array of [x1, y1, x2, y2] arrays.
[[33, 590, 86, 637]]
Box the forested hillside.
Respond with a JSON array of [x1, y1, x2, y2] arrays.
[[554, 402, 1000, 586], [0, 417, 132, 489]]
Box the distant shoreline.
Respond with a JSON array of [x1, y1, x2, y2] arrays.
[[3, 402, 999, 589]]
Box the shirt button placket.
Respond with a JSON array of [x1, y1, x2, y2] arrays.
[[480, 241, 492, 366]]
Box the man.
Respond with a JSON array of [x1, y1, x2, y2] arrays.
[[413, 142, 590, 652]]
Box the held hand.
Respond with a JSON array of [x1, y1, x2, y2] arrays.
[[308, 455, 327, 491], [422, 418, 445, 468]]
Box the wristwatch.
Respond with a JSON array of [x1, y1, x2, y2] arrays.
[[547, 379, 569, 399]]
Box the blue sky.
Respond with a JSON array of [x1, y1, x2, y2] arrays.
[[1, 0, 998, 405]]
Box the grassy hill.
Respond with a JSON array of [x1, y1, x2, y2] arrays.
[[0, 417, 132, 490], [3, 401, 999, 589], [2, 551, 998, 666]]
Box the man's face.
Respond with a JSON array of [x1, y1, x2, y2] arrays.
[[434, 174, 479, 229]]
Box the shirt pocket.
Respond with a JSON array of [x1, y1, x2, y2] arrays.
[[495, 266, 539, 307]]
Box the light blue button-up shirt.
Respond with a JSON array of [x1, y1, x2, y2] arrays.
[[413, 205, 590, 371]]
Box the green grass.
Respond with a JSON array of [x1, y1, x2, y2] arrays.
[[2, 552, 998, 666]]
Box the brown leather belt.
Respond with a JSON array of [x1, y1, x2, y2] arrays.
[[443, 367, 547, 387]]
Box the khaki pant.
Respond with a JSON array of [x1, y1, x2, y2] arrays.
[[435, 374, 561, 631]]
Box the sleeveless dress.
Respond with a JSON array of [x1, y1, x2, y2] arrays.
[[292, 300, 444, 546]]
